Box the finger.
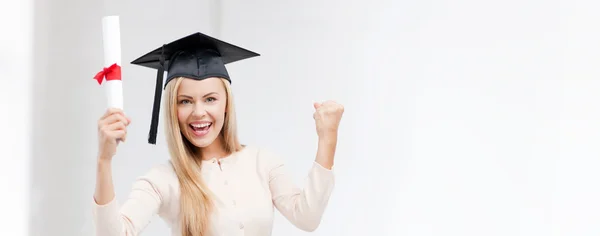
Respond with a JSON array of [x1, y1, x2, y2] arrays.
[[313, 102, 322, 110], [119, 129, 128, 142], [323, 100, 339, 107], [107, 121, 127, 131], [114, 128, 128, 142], [99, 111, 126, 129], [111, 130, 126, 140], [100, 113, 129, 128], [100, 108, 124, 120]]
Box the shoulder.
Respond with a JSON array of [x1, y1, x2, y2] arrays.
[[133, 161, 179, 200], [138, 161, 177, 181]]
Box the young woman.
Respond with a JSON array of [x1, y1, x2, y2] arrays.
[[92, 32, 344, 236]]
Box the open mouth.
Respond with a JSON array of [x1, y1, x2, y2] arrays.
[[190, 122, 212, 133]]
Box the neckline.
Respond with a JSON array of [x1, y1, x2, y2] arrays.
[[201, 153, 234, 164], [200, 145, 248, 165]]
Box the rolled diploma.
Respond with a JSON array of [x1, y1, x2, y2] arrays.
[[101, 16, 123, 110]]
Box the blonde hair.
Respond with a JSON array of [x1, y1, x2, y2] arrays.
[[163, 77, 243, 236]]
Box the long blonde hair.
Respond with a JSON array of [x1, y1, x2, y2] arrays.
[[163, 77, 243, 236]]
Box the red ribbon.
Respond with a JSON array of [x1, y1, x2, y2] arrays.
[[94, 63, 122, 85]]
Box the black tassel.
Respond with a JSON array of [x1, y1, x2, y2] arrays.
[[148, 45, 166, 144]]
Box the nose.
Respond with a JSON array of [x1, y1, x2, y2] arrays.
[[191, 103, 207, 117]]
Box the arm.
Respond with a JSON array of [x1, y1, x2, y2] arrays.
[[93, 159, 164, 236], [266, 136, 337, 232], [94, 159, 116, 205], [314, 135, 337, 170]]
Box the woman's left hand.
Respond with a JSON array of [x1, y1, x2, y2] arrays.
[[313, 100, 345, 139]]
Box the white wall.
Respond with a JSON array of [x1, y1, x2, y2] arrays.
[[0, 0, 33, 235], [17, 0, 600, 235], [29, 0, 106, 234], [221, 0, 600, 235]]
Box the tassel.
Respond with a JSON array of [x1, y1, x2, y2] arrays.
[[148, 45, 166, 144]]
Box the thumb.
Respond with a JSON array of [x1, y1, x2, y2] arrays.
[[313, 101, 322, 110]]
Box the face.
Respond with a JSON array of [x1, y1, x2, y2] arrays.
[[177, 77, 227, 149]]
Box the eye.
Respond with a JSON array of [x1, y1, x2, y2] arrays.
[[179, 99, 192, 105], [206, 97, 217, 103]]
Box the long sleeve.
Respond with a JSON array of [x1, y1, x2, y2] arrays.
[[262, 149, 335, 232], [92, 165, 169, 236]]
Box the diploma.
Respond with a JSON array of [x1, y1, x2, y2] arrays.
[[94, 15, 123, 110]]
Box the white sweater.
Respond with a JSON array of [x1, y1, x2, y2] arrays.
[[92, 145, 335, 236]]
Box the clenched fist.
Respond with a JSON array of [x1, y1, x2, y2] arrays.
[[313, 100, 344, 138], [97, 108, 131, 161]]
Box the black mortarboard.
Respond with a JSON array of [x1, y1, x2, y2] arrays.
[[131, 32, 260, 144]]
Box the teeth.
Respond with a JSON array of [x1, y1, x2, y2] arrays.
[[192, 123, 211, 128]]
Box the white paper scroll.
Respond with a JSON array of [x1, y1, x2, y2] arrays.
[[101, 15, 123, 110]]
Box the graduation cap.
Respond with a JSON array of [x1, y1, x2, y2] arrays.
[[131, 32, 260, 144]]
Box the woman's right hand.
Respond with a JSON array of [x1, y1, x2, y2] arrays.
[[97, 108, 131, 162]]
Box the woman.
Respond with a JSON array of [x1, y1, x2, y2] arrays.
[[92, 32, 344, 236]]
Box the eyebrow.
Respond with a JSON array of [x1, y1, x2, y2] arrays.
[[202, 92, 218, 98], [178, 92, 219, 99]]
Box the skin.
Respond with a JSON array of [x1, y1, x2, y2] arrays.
[[176, 77, 228, 160], [311, 100, 344, 169], [93, 77, 344, 206]]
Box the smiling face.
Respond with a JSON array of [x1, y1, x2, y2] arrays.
[[176, 77, 228, 150]]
